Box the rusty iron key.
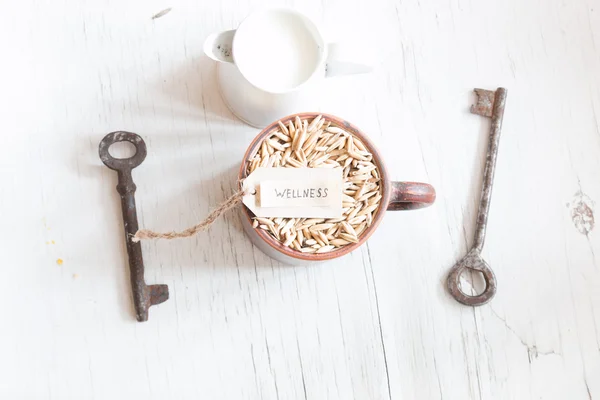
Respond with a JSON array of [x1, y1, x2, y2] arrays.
[[447, 88, 507, 306], [99, 131, 169, 321]]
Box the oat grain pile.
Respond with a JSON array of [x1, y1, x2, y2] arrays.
[[246, 115, 383, 254]]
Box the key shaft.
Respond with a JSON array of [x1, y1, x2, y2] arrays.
[[472, 88, 507, 252]]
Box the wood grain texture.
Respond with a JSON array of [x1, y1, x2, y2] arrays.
[[0, 0, 599, 398]]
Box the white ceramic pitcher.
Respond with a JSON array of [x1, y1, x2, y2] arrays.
[[204, 8, 373, 128]]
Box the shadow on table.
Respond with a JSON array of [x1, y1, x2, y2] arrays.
[[66, 53, 279, 322], [151, 54, 240, 128], [83, 160, 276, 322], [142, 162, 279, 271]]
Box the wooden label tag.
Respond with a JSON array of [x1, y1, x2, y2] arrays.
[[242, 167, 343, 218]]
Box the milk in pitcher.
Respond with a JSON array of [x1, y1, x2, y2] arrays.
[[233, 10, 323, 93]]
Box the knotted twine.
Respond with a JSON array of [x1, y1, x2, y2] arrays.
[[132, 189, 246, 242]]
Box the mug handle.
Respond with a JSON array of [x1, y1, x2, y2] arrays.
[[325, 42, 373, 78], [387, 182, 436, 211]]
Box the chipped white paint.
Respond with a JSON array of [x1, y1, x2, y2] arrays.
[[1, 0, 599, 399]]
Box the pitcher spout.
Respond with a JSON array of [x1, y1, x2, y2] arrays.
[[203, 30, 236, 63]]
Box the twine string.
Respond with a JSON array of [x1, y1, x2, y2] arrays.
[[132, 190, 246, 242]]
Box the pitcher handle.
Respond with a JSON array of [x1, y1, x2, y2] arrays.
[[325, 42, 373, 78]]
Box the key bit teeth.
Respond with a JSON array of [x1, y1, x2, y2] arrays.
[[134, 284, 169, 322], [148, 284, 169, 306], [470, 88, 495, 117]]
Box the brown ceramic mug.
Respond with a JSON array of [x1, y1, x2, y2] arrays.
[[239, 112, 436, 264]]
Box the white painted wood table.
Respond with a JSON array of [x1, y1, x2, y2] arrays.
[[1, 0, 599, 398]]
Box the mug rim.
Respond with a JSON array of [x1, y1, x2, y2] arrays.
[[238, 112, 392, 261], [232, 8, 326, 95]]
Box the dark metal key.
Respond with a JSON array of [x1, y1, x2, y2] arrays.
[[99, 131, 169, 321], [447, 88, 507, 306]]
